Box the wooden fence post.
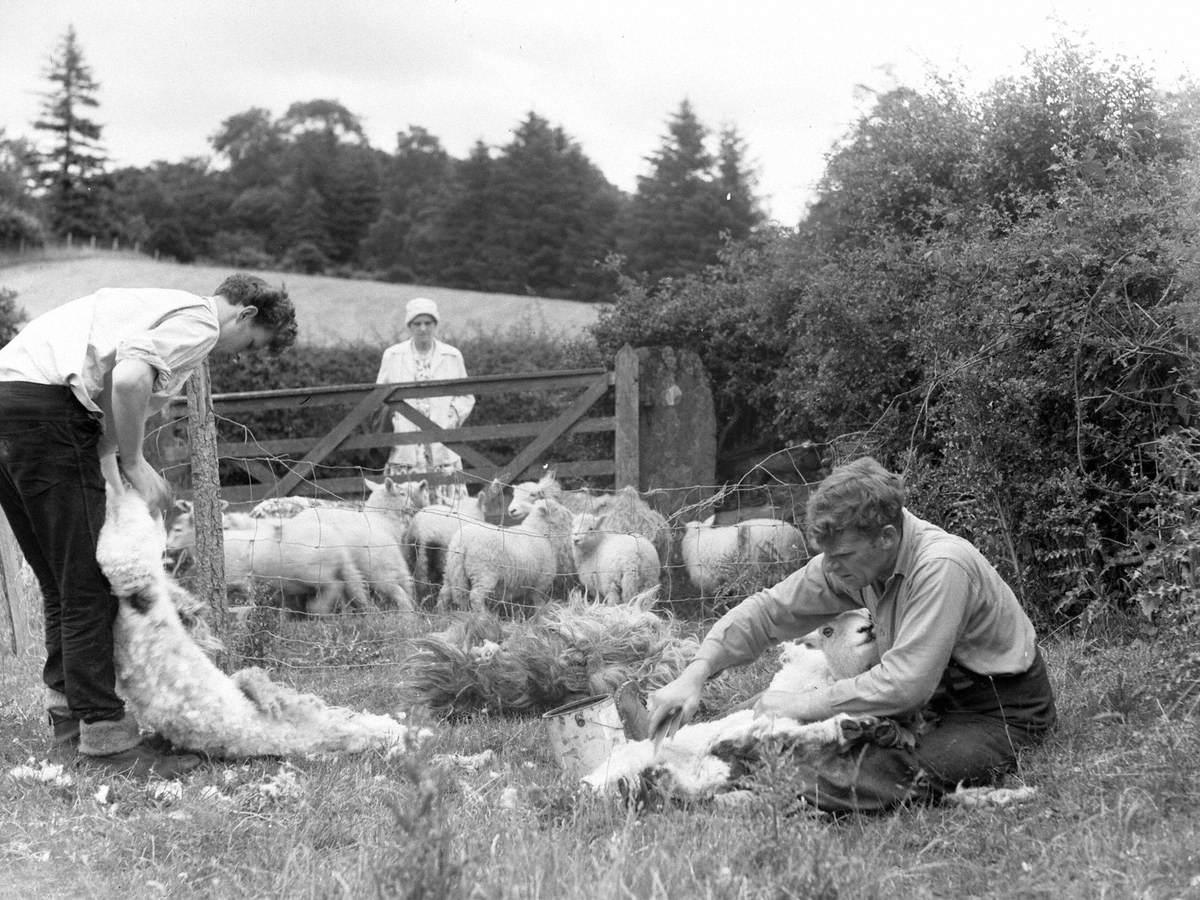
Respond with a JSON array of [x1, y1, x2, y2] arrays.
[[0, 513, 35, 656], [185, 362, 227, 626], [614, 344, 640, 490]]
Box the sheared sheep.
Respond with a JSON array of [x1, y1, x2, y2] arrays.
[[97, 486, 429, 758], [249, 495, 351, 519], [509, 472, 670, 567], [170, 477, 425, 614], [680, 516, 807, 598], [571, 512, 661, 605], [438, 497, 575, 616], [583, 608, 882, 801]]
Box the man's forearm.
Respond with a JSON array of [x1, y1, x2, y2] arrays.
[[109, 359, 155, 471]]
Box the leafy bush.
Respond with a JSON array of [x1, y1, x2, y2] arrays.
[[0, 201, 46, 248], [209, 230, 275, 269], [591, 39, 1200, 626], [146, 220, 197, 263], [282, 240, 329, 275], [0, 286, 27, 345]]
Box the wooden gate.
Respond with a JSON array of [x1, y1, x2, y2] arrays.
[[161, 344, 640, 503]]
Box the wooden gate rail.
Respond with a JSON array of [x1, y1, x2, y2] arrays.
[[163, 348, 640, 504]]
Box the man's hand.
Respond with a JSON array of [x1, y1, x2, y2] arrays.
[[122, 456, 172, 514], [646, 660, 712, 737]]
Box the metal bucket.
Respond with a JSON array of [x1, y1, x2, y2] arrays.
[[542, 693, 627, 779]]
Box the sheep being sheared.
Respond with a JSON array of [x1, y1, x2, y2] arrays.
[[582, 608, 884, 801], [97, 486, 428, 758]]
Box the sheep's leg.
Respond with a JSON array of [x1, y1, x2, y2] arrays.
[[308, 581, 341, 616], [341, 562, 372, 612], [383, 573, 415, 613], [468, 577, 496, 615], [412, 541, 431, 598], [602, 580, 622, 605]]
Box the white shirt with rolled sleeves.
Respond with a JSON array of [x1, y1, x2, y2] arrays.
[[0, 288, 220, 441], [375, 338, 474, 468], [691, 508, 1038, 720]]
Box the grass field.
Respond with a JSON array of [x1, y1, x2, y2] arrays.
[[1, 603, 1197, 900], [0, 249, 604, 347]]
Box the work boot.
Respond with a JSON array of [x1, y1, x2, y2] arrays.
[[45, 689, 79, 760], [78, 714, 202, 780]]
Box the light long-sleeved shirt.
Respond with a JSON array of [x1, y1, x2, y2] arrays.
[[0, 288, 220, 421], [693, 509, 1038, 719]]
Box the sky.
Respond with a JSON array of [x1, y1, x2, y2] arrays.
[[2, 0, 1200, 225]]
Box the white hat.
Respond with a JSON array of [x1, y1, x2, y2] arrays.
[[405, 296, 440, 326]]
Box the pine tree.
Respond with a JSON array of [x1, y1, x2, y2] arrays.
[[487, 113, 621, 299], [714, 125, 764, 238], [622, 99, 756, 283], [34, 26, 107, 238]]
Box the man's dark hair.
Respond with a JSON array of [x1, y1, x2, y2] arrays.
[[214, 273, 298, 353], [805, 456, 905, 548]]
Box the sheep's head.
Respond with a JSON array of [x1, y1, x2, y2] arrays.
[[787, 608, 879, 680], [571, 512, 603, 548], [364, 477, 430, 515], [507, 471, 560, 518]]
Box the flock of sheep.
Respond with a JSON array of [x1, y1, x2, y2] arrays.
[[166, 470, 812, 617]]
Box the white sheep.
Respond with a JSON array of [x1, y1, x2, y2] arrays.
[[509, 472, 670, 567], [438, 497, 575, 615], [165, 499, 257, 554], [571, 512, 661, 605], [583, 608, 881, 800], [405, 496, 488, 603], [171, 477, 425, 614], [680, 516, 807, 597], [97, 487, 429, 758]]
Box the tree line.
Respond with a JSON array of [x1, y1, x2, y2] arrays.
[[0, 27, 764, 301]]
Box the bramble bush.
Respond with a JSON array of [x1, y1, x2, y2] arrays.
[[593, 38, 1200, 628]]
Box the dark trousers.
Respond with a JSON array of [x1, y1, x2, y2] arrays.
[[788, 649, 1057, 813], [0, 382, 124, 723]]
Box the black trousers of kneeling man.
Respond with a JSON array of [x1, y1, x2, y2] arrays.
[[777, 649, 1056, 813]]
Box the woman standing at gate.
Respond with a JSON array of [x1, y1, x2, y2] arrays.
[[376, 297, 474, 505]]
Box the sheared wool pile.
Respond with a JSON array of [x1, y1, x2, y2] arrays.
[[400, 590, 698, 714]]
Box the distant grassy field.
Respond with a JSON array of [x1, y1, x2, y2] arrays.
[[0, 249, 605, 347]]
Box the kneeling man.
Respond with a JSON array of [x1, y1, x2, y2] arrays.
[[648, 456, 1056, 812]]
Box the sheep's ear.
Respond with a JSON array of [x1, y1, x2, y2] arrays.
[[174, 500, 193, 513], [383, 476, 397, 492], [219, 500, 230, 511], [363, 478, 382, 493]]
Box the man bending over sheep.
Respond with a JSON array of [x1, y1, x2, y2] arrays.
[[647, 456, 1056, 812], [0, 274, 297, 779]]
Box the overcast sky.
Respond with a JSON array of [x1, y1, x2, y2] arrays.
[[2, 0, 1199, 224]]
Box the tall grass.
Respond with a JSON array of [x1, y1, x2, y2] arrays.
[[2, 608, 1197, 899]]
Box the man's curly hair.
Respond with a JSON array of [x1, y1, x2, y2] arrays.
[[214, 273, 298, 353], [805, 456, 905, 549]]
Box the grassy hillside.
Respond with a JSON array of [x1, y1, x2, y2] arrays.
[[0, 250, 605, 347]]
